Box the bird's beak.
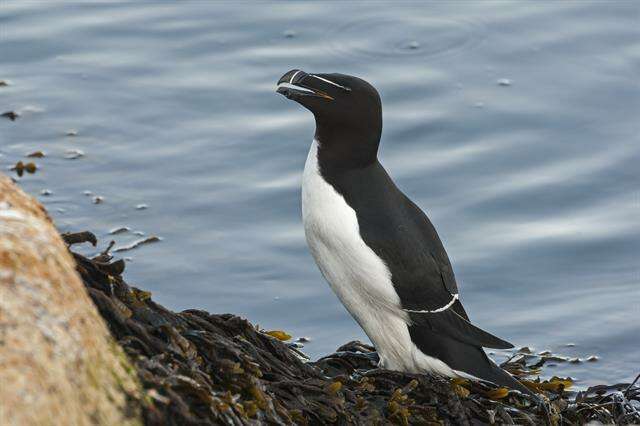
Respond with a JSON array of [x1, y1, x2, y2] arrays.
[[276, 69, 334, 101]]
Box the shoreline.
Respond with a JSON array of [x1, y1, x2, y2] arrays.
[[66, 229, 640, 425], [2, 175, 639, 425]]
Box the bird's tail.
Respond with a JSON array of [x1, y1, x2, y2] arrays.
[[479, 360, 535, 397]]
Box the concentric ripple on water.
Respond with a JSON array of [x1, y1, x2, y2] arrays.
[[327, 16, 485, 60]]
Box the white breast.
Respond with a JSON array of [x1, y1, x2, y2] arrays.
[[301, 140, 457, 376]]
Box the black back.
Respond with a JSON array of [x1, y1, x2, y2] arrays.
[[278, 70, 531, 393], [317, 160, 461, 312], [317, 138, 527, 392], [310, 74, 516, 351]]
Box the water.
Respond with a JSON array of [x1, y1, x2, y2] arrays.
[[1, 1, 638, 387]]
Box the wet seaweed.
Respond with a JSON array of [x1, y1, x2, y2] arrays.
[[10, 161, 37, 177], [62, 230, 98, 248], [2, 110, 19, 120], [27, 151, 46, 158], [64, 231, 639, 425]]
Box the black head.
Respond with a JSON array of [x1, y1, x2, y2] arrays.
[[276, 69, 382, 169]]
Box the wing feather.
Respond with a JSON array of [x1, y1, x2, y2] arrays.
[[408, 302, 514, 349], [322, 162, 514, 351]]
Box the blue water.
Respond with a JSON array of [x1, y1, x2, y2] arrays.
[[1, 1, 638, 387]]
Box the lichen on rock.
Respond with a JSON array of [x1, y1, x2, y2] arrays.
[[0, 174, 141, 426]]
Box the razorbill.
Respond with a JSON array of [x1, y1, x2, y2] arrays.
[[276, 69, 530, 394]]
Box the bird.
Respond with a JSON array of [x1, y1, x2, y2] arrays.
[[276, 69, 531, 394]]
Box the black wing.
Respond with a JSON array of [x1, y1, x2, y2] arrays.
[[395, 194, 513, 350], [322, 161, 513, 350]]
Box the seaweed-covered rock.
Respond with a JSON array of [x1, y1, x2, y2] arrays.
[[0, 175, 141, 426], [65, 229, 639, 425], [1, 171, 637, 425]]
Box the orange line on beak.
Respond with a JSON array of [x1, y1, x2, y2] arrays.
[[316, 90, 334, 100]]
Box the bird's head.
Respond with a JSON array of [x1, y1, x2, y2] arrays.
[[276, 69, 382, 167]]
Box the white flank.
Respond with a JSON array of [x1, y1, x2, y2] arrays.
[[302, 140, 457, 376]]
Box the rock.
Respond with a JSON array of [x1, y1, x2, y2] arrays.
[[71, 234, 638, 425], [2, 172, 638, 425], [0, 173, 141, 426]]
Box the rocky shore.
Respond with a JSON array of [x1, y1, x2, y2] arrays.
[[1, 174, 638, 425], [0, 174, 140, 425]]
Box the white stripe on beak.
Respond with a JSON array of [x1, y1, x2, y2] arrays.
[[289, 70, 303, 84], [276, 82, 315, 94], [309, 74, 350, 91]]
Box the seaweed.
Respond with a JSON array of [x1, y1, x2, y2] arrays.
[[2, 110, 19, 120], [26, 151, 46, 158], [10, 161, 37, 177], [64, 231, 639, 425]]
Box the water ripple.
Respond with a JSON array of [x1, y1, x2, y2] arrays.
[[326, 15, 486, 61]]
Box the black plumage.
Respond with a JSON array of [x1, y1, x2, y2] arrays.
[[318, 159, 527, 391], [277, 69, 531, 394]]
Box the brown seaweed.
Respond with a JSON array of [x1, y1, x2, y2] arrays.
[[10, 161, 38, 177], [2, 110, 19, 120], [63, 231, 639, 425]]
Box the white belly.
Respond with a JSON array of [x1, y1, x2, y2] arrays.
[[301, 141, 456, 376]]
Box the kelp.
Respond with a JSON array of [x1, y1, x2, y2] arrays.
[[10, 161, 37, 177], [62, 231, 640, 425], [1, 110, 19, 120]]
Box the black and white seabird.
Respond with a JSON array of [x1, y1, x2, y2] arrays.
[[276, 69, 530, 394]]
